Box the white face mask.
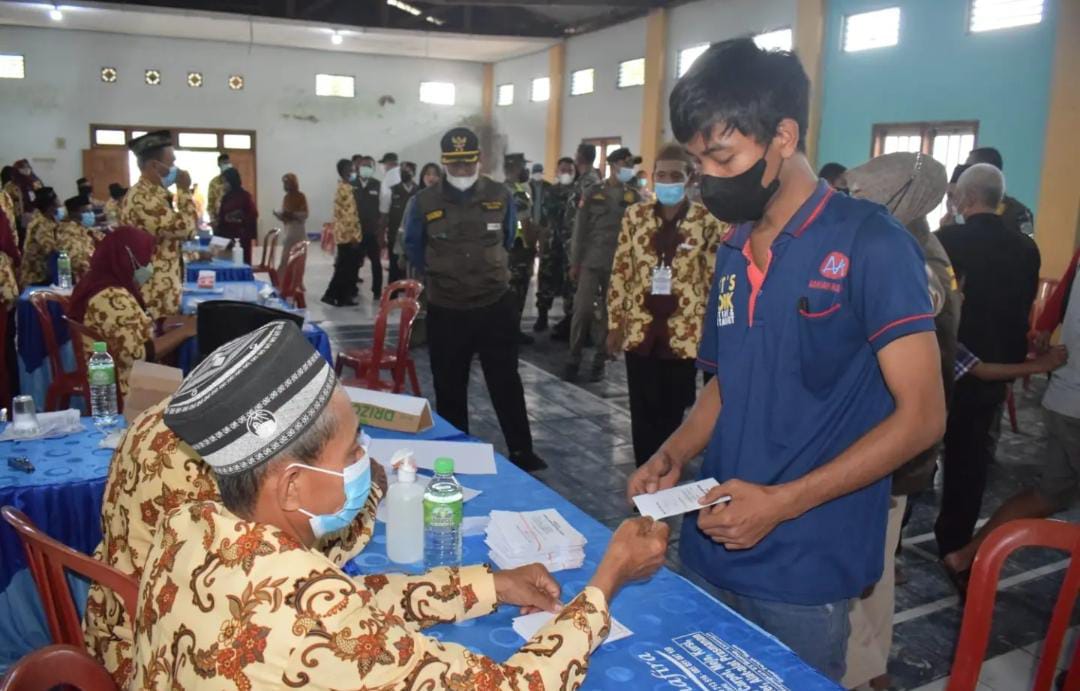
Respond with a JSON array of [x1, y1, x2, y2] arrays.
[[446, 171, 479, 191], [531, 172, 544, 182], [557, 173, 574, 186]]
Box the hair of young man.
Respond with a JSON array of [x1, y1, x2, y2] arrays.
[[576, 144, 597, 165], [670, 37, 809, 152], [336, 158, 354, 179], [968, 147, 1003, 172], [217, 153, 230, 165], [137, 146, 169, 169]]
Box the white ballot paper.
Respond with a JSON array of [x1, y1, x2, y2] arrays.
[[486, 509, 587, 572], [513, 611, 633, 644], [368, 440, 497, 475], [632, 478, 732, 520]]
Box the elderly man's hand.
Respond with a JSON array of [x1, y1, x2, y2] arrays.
[[494, 564, 562, 615]]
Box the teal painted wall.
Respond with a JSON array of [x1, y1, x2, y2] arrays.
[[817, 0, 1057, 209]]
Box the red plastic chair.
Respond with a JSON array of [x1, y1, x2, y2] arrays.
[[28, 291, 88, 413], [335, 297, 421, 394], [278, 240, 308, 308], [947, 519, 1080, 691], [1, 506, 139, 649], [380, 279, 424, 307], [253, 227, 282, 284], [0, 644, 119, 690], [63, 316, 124, 414]]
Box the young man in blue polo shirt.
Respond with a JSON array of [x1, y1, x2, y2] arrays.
[[627, 39, 946, 681]]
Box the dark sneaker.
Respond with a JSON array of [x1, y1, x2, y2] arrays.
[[551, 317, 571, 341], [562, 362, 580, 382], [517, 331, 535, 345], [533, 312, 549, 332], [589, 361, 605, 383], [320, 295, 339, 307], [509, 450, 548, 472]]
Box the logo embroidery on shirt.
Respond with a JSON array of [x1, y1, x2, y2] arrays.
[[716, 273, 737, 327], [820, 251, 850, 279], [481, 201, 504, 211], [425, 209, 445, 222]]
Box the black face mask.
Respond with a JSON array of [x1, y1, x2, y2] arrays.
[[699, 152, 780, 224], [401, 169, 414, 184]]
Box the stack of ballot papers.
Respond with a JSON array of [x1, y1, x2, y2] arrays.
[[485, 509, 586, 572]]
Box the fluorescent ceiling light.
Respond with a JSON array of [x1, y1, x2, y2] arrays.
[[387, 0, 422, 17], [331, 31, 343, 45], [49, 5, 63, 21]]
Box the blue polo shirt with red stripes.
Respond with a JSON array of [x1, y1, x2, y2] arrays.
[[682, 180, 935, 605]]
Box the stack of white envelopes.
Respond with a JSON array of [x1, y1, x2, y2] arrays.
[[486, 509, 586, 572]]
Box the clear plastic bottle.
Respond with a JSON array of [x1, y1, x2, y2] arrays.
[[387, 452, 425, 564], [88, 341, 119, 431], [231, 242, 243, 265], [57, 251, 72, 290], [423, 457, 463, 567]]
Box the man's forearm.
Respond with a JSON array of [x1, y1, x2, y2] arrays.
[[659, 377, 721, 468]]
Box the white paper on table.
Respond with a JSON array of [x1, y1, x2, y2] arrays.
[[375, 485, 482, 523], [485, 509, 586, 557], [462, 516, 490, 537], [513, 611, 632, 644], [253, 271, 273, 285], [368, 439, 496, 475], [208, 236, 231, 249], [632, 478, 731, 520]]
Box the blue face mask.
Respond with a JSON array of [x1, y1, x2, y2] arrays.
[[80, 211, 96, 228], [655, 182, 687, 207], [160, 165, 178, 188], [349, 172, 358, 183], [616, 166, 636, 184], [54, 207, 67, 221], [291, 454, 372, 539]]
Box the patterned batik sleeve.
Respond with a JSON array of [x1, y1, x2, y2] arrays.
[[84, 288, 152, 398], [358, 564, 499, 628], [292, 573, 611, 689], [333, 183, 362, 244], [313, 480, 384, 565], [0, 253, 17, 305], [607, 211, 635, 333]]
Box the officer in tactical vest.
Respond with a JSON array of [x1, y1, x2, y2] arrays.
[[534, 159, 575, 333], [404, 127, 546, 472], [564, 147, 641, 383], [504, 152, 536, 345]]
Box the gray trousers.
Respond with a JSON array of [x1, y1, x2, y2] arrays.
[[569, 266, 609, 365]]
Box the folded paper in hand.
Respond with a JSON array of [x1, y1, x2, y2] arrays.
[[486, 509, 586, 572], [513, 611, 632, 644], [632, 478, 731, 520]]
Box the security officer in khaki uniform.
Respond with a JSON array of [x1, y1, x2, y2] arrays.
[[504, 153, 536, 345], [404, 128, 546, 472], [564, 147, 641, 383], [553, 144, 602, 341]]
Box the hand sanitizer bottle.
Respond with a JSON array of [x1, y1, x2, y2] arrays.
[[387, 451, 424, 564]]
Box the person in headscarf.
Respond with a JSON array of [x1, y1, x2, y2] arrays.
[[273, 172, 307, 276], [69, 226, 196, 398], [20, 186, 62, 286], [838, 151, 959, 691], [215, 166, 258, 265]]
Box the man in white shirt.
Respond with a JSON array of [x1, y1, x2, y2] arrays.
[[378, 152, 402, 218]]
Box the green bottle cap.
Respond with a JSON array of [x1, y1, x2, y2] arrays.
[[434, 457, 454, 475], [93, 341, 107, 353]]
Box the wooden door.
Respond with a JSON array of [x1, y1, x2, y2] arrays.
[[82, 148, 129, 199], [228, 150, 256, 210]]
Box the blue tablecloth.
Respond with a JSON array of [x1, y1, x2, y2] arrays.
[[184, 259, 253, 283], [346, 450, 838, 690], [0, 420, 119, 667]]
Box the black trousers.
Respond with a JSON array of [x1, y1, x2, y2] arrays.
[[358, 234, 383, 299], [324, 242, 361, 302], [426, 291, 533, 456], [625, 351, 698, 466], [935, 377, 1007, 556]]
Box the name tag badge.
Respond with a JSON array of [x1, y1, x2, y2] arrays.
[[486, 222, 502, 232], [678, 242, 694, 251], [369, 189, 379, 195], [651, 265, 673, 296], [425, 209, 445, 222]]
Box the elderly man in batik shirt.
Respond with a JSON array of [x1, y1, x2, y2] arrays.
[[19, 187, 61, 286], [130, 320, 669, 689], [119, 130, 196, 318]]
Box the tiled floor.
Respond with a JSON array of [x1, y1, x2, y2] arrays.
[[301, 248, 1077, 690]]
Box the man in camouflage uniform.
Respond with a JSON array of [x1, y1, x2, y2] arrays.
[[553, 144, 602, 341], [534, 158, 576, 333], [505, 153, 536, 345]]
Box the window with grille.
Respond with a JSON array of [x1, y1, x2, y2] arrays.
[[677, 44, 708, 78], [843, 7, 901, 52], [617, 58, 645, 88], [970, 0, 1044, 33], [570, 68, 594, 96]]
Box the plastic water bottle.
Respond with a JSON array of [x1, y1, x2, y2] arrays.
[[387, 452, 425, 564], [88, 342, 119, 431], [424, 457, 463, 567], [231, 242, 243, 265], [57, 251, 72, 289]]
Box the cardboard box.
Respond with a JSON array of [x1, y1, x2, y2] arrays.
[[345, 386, 433, 433], [124, 361, 183, 424]]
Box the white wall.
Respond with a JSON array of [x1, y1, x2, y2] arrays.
[[0, 26, 484, 235], [492, 49, 549, 169]]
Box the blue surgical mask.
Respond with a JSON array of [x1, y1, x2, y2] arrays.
[[126, 246, 153, 285], [616, 166, 636, 184], [655, 182, 687, 207], [358, 166, 375, 179], [80, 211, 96, 228], [954, 213, 965, 225], [54, 207, 67, 221], [160, 165, 178, 188], [291, 455, 372, 539]]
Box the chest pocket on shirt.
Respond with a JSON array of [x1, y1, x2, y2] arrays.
[[795, 292, 861, 393]]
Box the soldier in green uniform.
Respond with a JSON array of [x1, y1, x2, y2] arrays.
[[553, 144, 602, 341], [564, 147, 641, 382], [504, 153, 536, 344], [534, 158, 576, 333]]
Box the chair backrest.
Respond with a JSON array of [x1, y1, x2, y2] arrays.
[[947, 519, 1080, 691], [380, 279, 424, 307], [0, 644, 119, 691], [195, 300, 304, 359], [62, 316, 122, 414], [258, 227, 282, 270], [279, 241, 309, 306], [1, 506, 139, 649], [28, 290, 70, 381], [366, 297, 420, 390]]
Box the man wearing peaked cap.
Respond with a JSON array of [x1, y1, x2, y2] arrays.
[[120, 129, 197, 318], [126, 319, 641, 688], [404, 127, 547, 472]]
